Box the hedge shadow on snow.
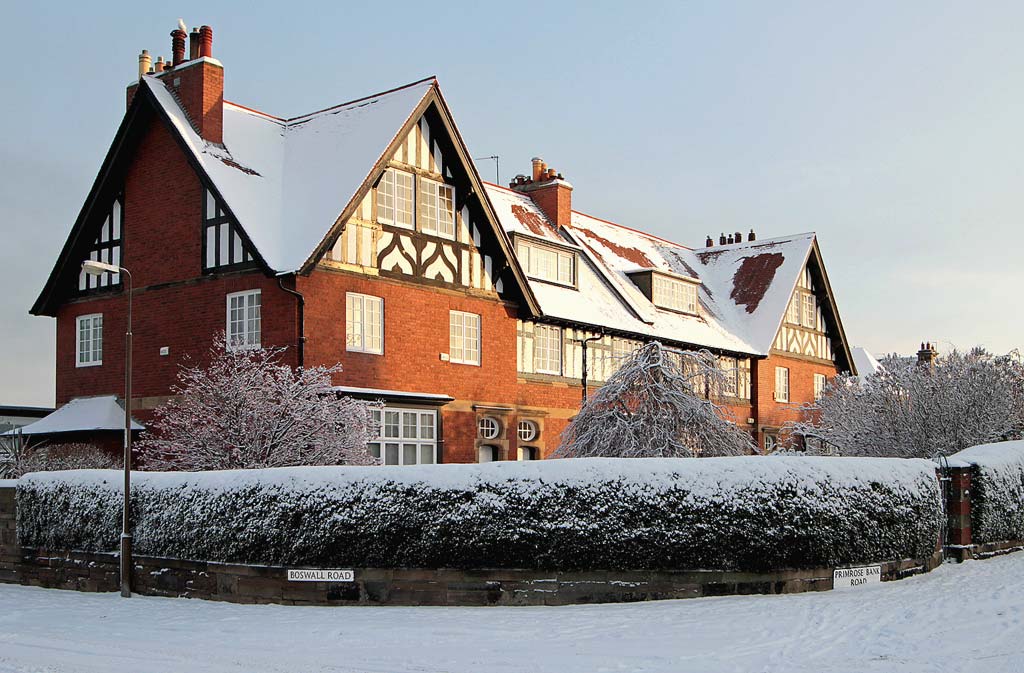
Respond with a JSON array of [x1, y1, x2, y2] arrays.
[[949, 441, 1024, 545], [17, 456, 942, 573]]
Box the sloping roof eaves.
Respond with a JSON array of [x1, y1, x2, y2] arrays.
[[145, 76, 438, 274], [3, 396, 144, 436], [31, 87, 155, 316]]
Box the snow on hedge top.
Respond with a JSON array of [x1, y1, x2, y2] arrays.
[[948, 440, 1024, 468], [20, 455, 939, 499], [483, 184, 814, 355], [144, 76, 433, 273], [2, 395, 144, 436]]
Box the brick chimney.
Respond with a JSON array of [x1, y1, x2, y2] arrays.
[[126, 22, 224, 145], [917, 341, 938, 368], [509, 157, 573, 228]]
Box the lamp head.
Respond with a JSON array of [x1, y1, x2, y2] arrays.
[[82, 260, 120, 276]]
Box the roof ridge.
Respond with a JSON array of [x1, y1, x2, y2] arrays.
[[283, 76, 437, 124], [571, 209, 692, 251]]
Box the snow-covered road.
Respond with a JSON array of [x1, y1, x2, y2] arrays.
[[1, 553, 1021, 673]]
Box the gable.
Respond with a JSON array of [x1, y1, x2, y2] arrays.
[[318, 109, 511, 296], [769, 248, 855, 373]]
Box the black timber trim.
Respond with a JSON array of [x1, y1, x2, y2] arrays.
[[31, 78, 273, 317], [299, 82, 542, 317]]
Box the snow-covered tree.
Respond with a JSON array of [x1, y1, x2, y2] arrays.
[[788, 348, 1024, 458], [554, 341, 755, 458], [139, 336, 379, 470], [2, 439, 120, 478]]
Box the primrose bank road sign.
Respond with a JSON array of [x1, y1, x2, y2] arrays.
[[833, 565, 881, 589], [287, 569, 355, 582]]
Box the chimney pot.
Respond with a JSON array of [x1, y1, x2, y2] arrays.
[[727, 234, 735, 244], [171, 27, 187, 66], [705, 236, 714, 248], [155, 56, 165, 72], [138, 50, 152, 79], [531, 157, 544, 182], [189, 27, 201, 60], [748, 229, 756, 241], [719, 233, 726, 245], [734, 230, 742, 243], [199, 25, 213, 58]]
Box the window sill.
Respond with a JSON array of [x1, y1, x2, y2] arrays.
[[75, 361, 103, 368]]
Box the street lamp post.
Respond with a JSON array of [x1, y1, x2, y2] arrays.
[[82, 260, 133, 598]]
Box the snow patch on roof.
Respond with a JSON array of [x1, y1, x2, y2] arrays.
[[851, 347, 883, 378], [4, 396, 144, 436], [144, 76, 434, 273]]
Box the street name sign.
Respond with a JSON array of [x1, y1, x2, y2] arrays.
[[287, 569, 355, 582], [833, 565, 881, 589]]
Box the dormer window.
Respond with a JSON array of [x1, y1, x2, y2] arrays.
[[627, 269, 700, 315], [516, 240, 576, 287], [652, 274, 698, 314]]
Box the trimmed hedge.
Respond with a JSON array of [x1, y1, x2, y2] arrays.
[[17, 457, 942, 572], [949, 441, 1024, 544]]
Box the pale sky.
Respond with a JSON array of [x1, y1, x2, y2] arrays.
[[2, 1, 1022, 407]]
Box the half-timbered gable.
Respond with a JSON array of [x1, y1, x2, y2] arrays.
[[321, 112, 511, 298], [773, 264, 835, 362]]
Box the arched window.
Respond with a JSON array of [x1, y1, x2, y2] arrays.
[[517, 420, 538, 442], [477, 417, 500, 440]]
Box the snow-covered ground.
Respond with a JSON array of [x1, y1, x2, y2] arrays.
[[1, 553, 1021, 673]]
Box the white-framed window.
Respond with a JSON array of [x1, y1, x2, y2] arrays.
[[534, 325, 562, 375], [449, 311, 481, 365], [518, 446, 538, 461], [517, 242, 575, 286], [368, 408, 437, 465], [419, 177, 455, 238], [226, 290, 261, 350], [719, 357, 739, 397], [346, 293, 383, 354], [478, 445, 498, 463], [652, 275, 698, 314], [478, 416, 501, 439], [803, 294, 817, 329], [787, 294, 802, 324], [376, 168, 414, 228], [764, 432, 778, 453], [76, 314, 103, 367], [775, 367, 790, 402], [517, 420, 538, 442], [814, 373, 827, 400]]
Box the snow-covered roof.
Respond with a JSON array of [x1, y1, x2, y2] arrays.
[[331, 386, 453, 403], [851, 347, 883, 378], [484, 184, 817, 356], [144, 76, 434, 273], [3, 396, 144, 436]]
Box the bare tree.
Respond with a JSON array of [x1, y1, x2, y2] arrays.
[[789, 348, 1024, 458], [554, 341, 755, 458], [139, 336, 379, 470]]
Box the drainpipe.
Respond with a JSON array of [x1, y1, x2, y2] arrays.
[[278, 275, 305, 367]]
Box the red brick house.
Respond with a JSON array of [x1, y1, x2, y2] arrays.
[[30, 24, 856, 463]]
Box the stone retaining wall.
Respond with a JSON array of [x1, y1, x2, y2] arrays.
[[2, 546, 943, 606]]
